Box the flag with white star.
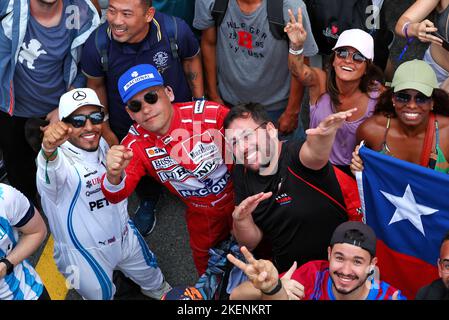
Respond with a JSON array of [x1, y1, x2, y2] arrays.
[[356, 145, 449, 299]]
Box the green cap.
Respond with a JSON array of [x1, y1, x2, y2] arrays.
[[391, 59, 438, 97]]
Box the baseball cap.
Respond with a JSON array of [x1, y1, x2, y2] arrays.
[[58, 88, 104, 120], [332, 29, 374, 60], [330, 221, 377, 256], [391, 59, 438, 97], [118, 64, 164, 103]]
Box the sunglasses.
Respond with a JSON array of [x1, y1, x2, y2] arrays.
[[63, 111, 105, 128], [393, 92, 432, 105], [127, 90, 160, 113], [335, 48, 367, 63]]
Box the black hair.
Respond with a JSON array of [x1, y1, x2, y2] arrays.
[[326, 52, 385, 107], [223, 103, 272, 129], [441, 231, 449, 246], [374, 88, 449, 117]]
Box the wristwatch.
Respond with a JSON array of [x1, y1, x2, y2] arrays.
[[0, 258, 14, 275]]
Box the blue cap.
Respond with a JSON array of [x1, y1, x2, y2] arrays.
[[118, 64, 164, 103]]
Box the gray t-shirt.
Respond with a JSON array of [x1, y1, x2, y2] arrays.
[[194, 0, 318, 111], [13, 2, 70, 117]]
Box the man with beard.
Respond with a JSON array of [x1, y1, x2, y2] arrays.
[[416, 232, 449, 300], [36, 88, 170, 300], [227, 221, 405, 300], [224, 103, 359, 273]]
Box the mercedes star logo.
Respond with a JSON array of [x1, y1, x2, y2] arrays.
[[73, 90, 87, 101]]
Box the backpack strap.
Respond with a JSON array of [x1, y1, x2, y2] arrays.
[[212, 0, 229, 27], [94, 23, 111, 72], [164, 14, 179, 60], [420, 112, 436, 167], [267, 0, 286, 40]]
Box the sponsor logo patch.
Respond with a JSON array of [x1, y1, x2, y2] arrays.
[[145, 147, 167, 158], [151, 156, 178, 170], [157, 166, 193, 183], [178, 172, 231, 198], [275, 193, 292, 206]]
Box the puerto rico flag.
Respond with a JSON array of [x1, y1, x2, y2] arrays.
[[356, 145, 449, 299]]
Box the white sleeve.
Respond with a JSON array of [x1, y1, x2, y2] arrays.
[[0, 184, 32, 227], [36, 149, 69, 204]]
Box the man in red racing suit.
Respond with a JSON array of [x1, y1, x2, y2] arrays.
[[101, 64, 234, 275]]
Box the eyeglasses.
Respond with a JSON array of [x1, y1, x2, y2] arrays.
[[439, 259, 449, 274], [127, 90, 161, 113], [335, 48, 367, 63], [63, 111, 105, 128], [393, 92, 432, 105], [228, 122, 267, 149]]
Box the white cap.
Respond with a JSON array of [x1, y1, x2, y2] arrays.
[[58, 88, 104, 120], [332, 29, 374, 60]]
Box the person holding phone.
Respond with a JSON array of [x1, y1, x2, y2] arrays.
[[395, 0, 449, 91]]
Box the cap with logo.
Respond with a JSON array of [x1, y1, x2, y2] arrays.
[[118, 64, 164, 104], [59, 88, 104, 120], [391, 59, 439, 97], [330, 221, 377, 256], [332, 28, 374, 60]]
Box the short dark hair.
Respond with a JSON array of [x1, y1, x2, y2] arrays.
[[223, 103, 272, 129], [441, 231, 449, 246]]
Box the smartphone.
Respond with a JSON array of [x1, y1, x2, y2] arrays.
[[430, 32, 449, 51]]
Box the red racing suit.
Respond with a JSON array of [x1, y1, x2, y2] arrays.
[[101, 101, 234, 274]]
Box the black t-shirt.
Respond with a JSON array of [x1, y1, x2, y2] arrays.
[[416, 279, 449, 300], [233, 140, 348, 272]]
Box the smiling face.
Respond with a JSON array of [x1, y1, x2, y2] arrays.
[[107, 0, 154, 44], [392, 89, 434, 127], [328, 243, 377, 299], [332, 46, 368, 82], [225, 116, 278, 172], [67, 106, 103, 152], [126, 86, 174, 136]]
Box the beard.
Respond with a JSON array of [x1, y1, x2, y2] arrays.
[[331, 272, 368, 296]]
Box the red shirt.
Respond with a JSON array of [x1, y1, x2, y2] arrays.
[[101, 101, 234, 210]]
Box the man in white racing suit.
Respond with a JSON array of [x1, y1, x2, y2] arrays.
[[36, 88, 170, 300]]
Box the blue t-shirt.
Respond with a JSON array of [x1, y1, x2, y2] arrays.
[[13, 0, 70, 117], [81, 12, 199, 139]]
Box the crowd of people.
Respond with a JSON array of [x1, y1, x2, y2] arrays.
[[0, 0, 448, 301]]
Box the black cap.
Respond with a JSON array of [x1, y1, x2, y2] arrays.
[[330, 221, 377, 256]]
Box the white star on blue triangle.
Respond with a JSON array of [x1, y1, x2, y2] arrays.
[[380, 184, 438, 236]]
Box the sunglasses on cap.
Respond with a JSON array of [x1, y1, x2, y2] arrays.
[[63, 111, 105, 128], [335, 48, 367, 63], [393, 92, 432, 105], [127, 90, 161, 113]]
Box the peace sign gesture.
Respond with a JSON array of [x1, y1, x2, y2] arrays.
[[227, 246, 279, 294], [284, 7, 307, 49]]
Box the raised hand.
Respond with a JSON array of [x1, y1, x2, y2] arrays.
[[412, 20, 442, 46], [232, 192, 273, 221], [42, 121, 72, 152], [350, 143, 364, 174], [227, 246, 279, 293], [106, 145, 133, 184], [280, 262, 305, 300], [305, 108, 357, 137], [284, 7, 307, 49]]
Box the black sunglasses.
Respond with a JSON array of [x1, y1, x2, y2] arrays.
[[63, 111, 105, 128], [127, 90, 160, 113], [335, 48, 367, 63], [393, 92, 432, 105]]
